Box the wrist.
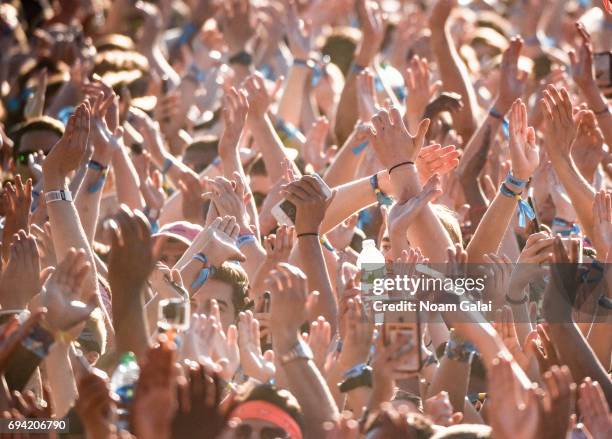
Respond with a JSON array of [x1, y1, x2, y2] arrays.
[[272, 330, 300, 354], [42, 174, 67, 192]]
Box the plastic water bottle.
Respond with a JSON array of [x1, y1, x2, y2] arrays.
[[110, 352, 139, 431], [357, 239, 386, 323]]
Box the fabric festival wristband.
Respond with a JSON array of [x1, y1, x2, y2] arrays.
[[87, 160, 109, 193], [351, 63, 366, 74], [499, 183, 535, 228], [178, 22, 197, 45], [236, 234, 257, 247], [351, 140, 369, 155], [45, 190, 73, 203], [370, 174, 393, 206], [191, 253, 215, 290], [162, 158, 174, 175], [489, 108, 510, 138], [504, 171, 528, 189]]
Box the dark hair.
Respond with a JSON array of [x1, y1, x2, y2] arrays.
[[234, 383, 304, 432], [10, 116, 64, 158], [184, 136, 220, 172], [210, 262, 250, 316], [245, 156, 267, 177], [393, 390, 423, 413], [319, 27, 359, 77]]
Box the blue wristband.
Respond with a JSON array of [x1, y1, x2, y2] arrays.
[[369, 174, 393, 206], [162, 158, 173, 175], [236, 234, 256, 247], [87, 160, 108, 193], [504, 171, 528, 189]]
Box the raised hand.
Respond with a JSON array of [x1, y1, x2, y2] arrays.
[[368, 107, 430, 169], [74, 370, 117, 439], [356, 69, 379, 121], [568, 22, 596, 92], [338, 297, 373, 371], [209, 300, 240, 382], [262, 224, 295, 266], [354, 0, 385, 67], [496, 38, 527, 114], [133, 152, 166, 212], [202, 174, 250, 233], [540, 85, 580, 162], [244, 73, 272, 119], [303, 316, 331, 372], [265, 263, 310, 351], [0, 231, 42, 309], [282, 174, 333, 235], [41, 248, 96, 332], [219, 87, 249, 158], [429, 0, 457, 29], [486, 355, 540, 439], [388, 173, 442, 240], [508, 99, 539, 181], [578, 378, 612, 439], [237, 310, 275, 382], [285, 0, 312, 61], [403, 56, 441, 132], [219, 0, 255, 53], [177, 171, 207, 225], [416, 144, 459, 184], [192, 216, 245, 267], [42, 102, 90, 188], [424, 391, 463, 427], [494, 306, 536, 373], [0, 310, 45, 373], [171, 363, 226, 439], [303, 117, 336, 172], [592, 190, 612, 259], [1, 175, 33, 260], [132, 337, 177, 439]]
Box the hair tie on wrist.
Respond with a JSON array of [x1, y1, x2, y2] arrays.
[[388, 161, 415, 174], [297, 232, 319, 238], [505, 294, 528, 305]]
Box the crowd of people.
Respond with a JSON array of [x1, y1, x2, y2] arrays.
[[0, 0, 611, 437]]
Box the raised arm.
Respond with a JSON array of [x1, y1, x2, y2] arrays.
[[467, 99, 540, 263], [428, 0, 478, 142], [42, 102, 98, 302]]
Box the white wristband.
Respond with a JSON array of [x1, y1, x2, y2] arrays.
[[45, 190, 73, 204]]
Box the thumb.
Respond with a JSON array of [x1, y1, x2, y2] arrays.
[[40, 266, 55, 285]]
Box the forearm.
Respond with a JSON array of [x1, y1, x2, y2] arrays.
[[394, 166, 453, 261], [581, 85, 612, 148], [549, 158, 595, 238], [44, 342, 77, 417], [276, 335, 339, 437], [75, 167, 106, 244], [112, 294, 150, 358], [323, 129, 368, 188], [334, 73, 359, 145], [320, 176, 377, 234], [277, 65, 309, 128], [44, 176, 99, 301], [297, 237, 338, 333], [547, 322, 612, 405], [427, 357, 470, 414], [249, 116, 301, 183], [467, 193, 516, 263], [430, 25, 477, 141], [110, 149, 145, 211], [587, 321, 612, 372]]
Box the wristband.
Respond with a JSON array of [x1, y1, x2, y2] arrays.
[[228, 50, 253, 66], [351, 63, 366, 74], [45, 189, 73, 204], [87, 160, 109, 193], [598, 295, 612, 310], [236, 234, 257, 248], [351, 140, 369, 155], [369, 174, 393, 206], [388, 161, 415, 174], [338, 365, 372, 393], [293, 58, 315, 69], [161, 158, 173, 175], [320, 235, 336, 253], [191, 253, 216, 290], [186, 64, 206, 83], [444, 335, 477, 363], [552, 217, 580, 237], [504, 171, 528, 189], [505, 293, 529, 305], [297, 232, 319, 238], [178, 22, 197, 46], [499, 183, 535, 228], [489, 108, 510, 138]]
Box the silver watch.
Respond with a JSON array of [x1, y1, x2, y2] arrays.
[[279, 339, 313, 365]]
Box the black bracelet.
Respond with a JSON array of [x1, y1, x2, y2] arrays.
[[388, 161, 415, 174], [297, 232, 319, 239], [594, 106, 610, 116], [505, 293, 529, 305]]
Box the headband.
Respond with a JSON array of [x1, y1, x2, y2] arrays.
[[230, 400, 302, 439]]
